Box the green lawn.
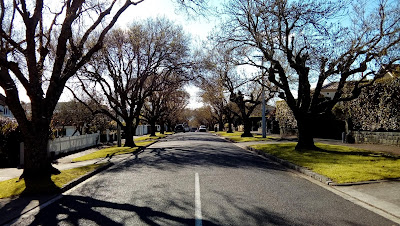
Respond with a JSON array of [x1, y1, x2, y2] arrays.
[[0, 163, 106, 199], [251, 143, 400, 184], [72, 141, 154, 162], [134, 132, 169, 142], [215, 131, 274, 142]]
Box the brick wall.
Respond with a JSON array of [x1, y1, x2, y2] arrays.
[[351, 131, 400, 146]]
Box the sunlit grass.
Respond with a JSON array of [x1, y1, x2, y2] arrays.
[[215, 131, 275, 142], [133, 132, 170, 142], [251, 143, 400, 184], [72, 141, 154, 162], [0, 164, 106, 199]]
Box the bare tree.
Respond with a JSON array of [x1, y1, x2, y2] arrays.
[[164, 90, 190, 132], [142, 84, 189, 136], [222, 0, 400, 149], [75, 18, 192, 146], [0, 0, 145, 192], [201, 43, 276, 137], [199, 76, 228, 131], [51, 100, 110, 137]]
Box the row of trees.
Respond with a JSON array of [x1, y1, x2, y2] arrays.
[[199, 0, 400, 149], [196, 44, 277, 137], [71, 17, 192, 146], [0, 0, 203, 193]]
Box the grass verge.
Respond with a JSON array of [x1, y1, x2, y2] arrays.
[[72, 140, 154, 162], [215, 131, 274, 142], [251, 142, 400, 184], [133, 132, 172, 142], [0, 163, 106, 199]]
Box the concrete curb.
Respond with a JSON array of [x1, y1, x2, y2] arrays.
[[61, 162, 114, 193], [246, 146, 334, 185]]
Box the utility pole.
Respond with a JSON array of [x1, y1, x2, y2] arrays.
[[261, 57, 266, 138]]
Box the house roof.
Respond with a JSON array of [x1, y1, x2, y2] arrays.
[[321, 82, 339, 90], [379, 64, 400, 78]]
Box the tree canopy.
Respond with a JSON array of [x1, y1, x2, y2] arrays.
[[220, 0, 400, 149]]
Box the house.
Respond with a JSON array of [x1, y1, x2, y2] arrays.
[[321, 65, 400, 100], [320, 82, 339, 100], [0, 93, 13, 118]]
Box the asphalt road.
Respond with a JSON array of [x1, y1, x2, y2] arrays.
[[12, 132, 396, 225]]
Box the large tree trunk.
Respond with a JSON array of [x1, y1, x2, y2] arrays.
[[123, 122, 136, 147], [241, 117, 253, 137], [149, 120, 157, 137], [295, 115, 316, 150], [218, 121, 224, 132], [227, 121, 233, 133], [22, 120, 60, 194]]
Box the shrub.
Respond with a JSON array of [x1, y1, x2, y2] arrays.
[[0, 117, 22, 167]]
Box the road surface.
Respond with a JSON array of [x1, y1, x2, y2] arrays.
[[13, 132, 396, 225]]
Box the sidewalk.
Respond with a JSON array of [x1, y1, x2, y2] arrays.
[[234, 137, 400, 224]]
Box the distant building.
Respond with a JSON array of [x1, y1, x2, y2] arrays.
[[320, 82, 339, 100], [0, 93, 13, 118]]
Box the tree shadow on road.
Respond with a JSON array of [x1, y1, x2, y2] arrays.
[[28, 195, 218, 226], [109, 143, 287, 174], [0, 193, 59, 225]]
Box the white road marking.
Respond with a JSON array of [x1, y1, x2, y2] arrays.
[[195, 173, 202, 226]]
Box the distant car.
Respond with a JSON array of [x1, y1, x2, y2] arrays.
[[184, 125, 190, 132], [174, 124, 185, 133], [198, 125, 207, 132]]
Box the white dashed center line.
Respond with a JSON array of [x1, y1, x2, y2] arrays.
[[195, 173, 202, 226]]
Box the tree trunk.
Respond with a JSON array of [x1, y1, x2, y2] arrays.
[[166, 121, 172, 132], [227, 120, 233, 133], [241, 117, 253, 137], [218, 121, 224, 132], [123, 124, 136, 147], [160, 121, 165, 134], [149, 120, 157, 137], [22, 121, 60, 194], [295, 115, 316, 150]]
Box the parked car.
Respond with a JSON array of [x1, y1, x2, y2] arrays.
[[198, 125, 207, 132], [174, 124, 185, 133]]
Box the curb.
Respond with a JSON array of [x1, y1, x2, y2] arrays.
[[246, 146, 334, 185], [61, 162, 114, 193]]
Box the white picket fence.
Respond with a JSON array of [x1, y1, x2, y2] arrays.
[[47, 132, 100, 156], [135, 125, 149, 136]]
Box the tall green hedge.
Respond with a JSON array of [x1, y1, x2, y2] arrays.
[[337, 77, 400, 132]]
